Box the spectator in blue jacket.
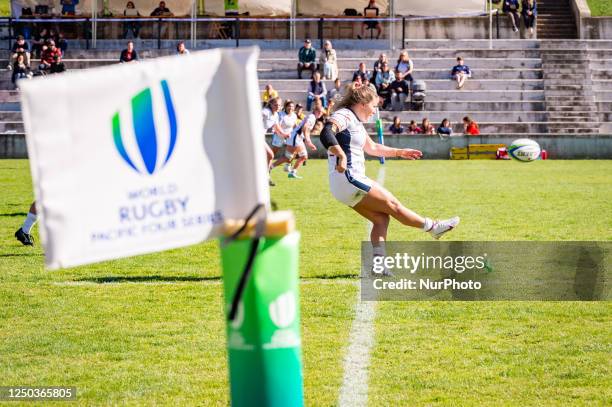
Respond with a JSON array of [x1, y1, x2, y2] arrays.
[[521, 0, 537, 36], [437, 119, 452, 136], [8, 35, 31, 69], [503, 0, 521, 33], [297, 39, 317, 79], [451, 57, 471, 89], [389, 116, 404, 134]]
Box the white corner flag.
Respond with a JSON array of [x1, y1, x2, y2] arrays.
[[19, 47, 269, 269]]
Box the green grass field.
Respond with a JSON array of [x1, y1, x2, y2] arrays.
[[588, 0, 612, 16], [1, 159, 611, 405]]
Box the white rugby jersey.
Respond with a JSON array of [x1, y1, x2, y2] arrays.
[[289, 113, 316, 146], [262, 107, 279, 132], [277, 111, 298, 137], [327, 108, 368, 176]]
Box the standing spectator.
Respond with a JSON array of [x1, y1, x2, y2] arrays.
[[372, 53, 388, 81], [176, 41, 190, 55], [7, 35, 31, 70], [352, 62, 371, 83], [407, 120, 422, 134], [451, 57, 471, 89], [150, 1, 173, 39], [437, 118, 453, 136], [522, 0, 537, 36], [463, 116, 480, 135], [39, 40, 64, 73], [297, 39, 316, 79], [420, 118, 435, 135], [327, 78, 342, 101], [119, 41, 139, 63], [123, 1, 141, 39], [306, 71, 327, 111], [503, 0, 520, 33], [358, 0, 382, 39], [389, 116, 404, 134], [262, 84, 279, 107], [395, 50, 414, 96], [374, 61, 395, 109], [319, 40, 338, 80], [12, 53, 31, 86], [60, 0, 79, 16]]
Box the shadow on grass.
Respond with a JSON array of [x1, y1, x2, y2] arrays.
[[306, 273, 358, 280], [76, 275, 221, 284], [0, 212, 28, 217], [0, 252, 43, 257]]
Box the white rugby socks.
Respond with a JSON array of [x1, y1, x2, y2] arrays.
[[22, 212, 38, 234], [422, 217, 434, 232]]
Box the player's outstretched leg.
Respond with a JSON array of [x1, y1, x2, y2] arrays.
[[15, 201, 37, 246], [354, 183, 459, 240]]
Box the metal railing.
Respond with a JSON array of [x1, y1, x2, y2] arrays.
[[1, 14, 500, 50]]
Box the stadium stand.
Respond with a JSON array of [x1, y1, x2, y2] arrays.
[[1, 38, 612, 142]]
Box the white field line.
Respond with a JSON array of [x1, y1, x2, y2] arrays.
[[338, 165, 385, 407]]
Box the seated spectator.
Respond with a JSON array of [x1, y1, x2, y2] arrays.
[[362, 77, 377, 95], [297, 39, 316, 79], [151, 1, 172, 16], [262, 84, 279, 108], [352, 62, 371, 83], [55, 31, 68, 56], [319, 40, 338, 80], [295, 103, 305, 121], [327, 78, 342, 101], [372, 53, 388, 81], [12, 53, 31, 86], [420, 118, 435, 135], [451, 57, 471, 89], [395, 50, 414, 95], [437, 119, 453, 136], [39, 40, 64, 73], [503, 0, 520, 33], [7, 35, 31, 70], [374, 61, 395, 109], [463, 116, 480, 135], [150, 1, 173, 38], [307, 71, 327, 111], [61, 0, 79, 16], [407, 120, 422, 134], [521, 0, 537, 36], [358, 0, 382, 40], [389, 117, 404, 134], [31, 28, 49, 59], [119, 41, 139, 63], [123, 1, 141, 39], [389, 73, 408, 111], [176, 41, 190, 55]]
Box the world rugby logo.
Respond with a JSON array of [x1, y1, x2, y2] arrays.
[[269, 291, 296, 329], [112, 80, 178, 175]]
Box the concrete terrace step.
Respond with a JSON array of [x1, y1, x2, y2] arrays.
[[258, 57, 543, 70], [259, 79, 544, 91], [259, 68, 543, 80], [592, 81, 612, 91]]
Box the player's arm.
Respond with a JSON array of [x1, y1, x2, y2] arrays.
[[320, 121, 347, 173], [302, 124, 317, 151], [364, 134, 422, 160], [272, 123, 290, 138]]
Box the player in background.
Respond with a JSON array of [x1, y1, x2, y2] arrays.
[[262, 97, 290, 186], [271, 100, 297, 162], [15, 201, 37, 246], [319, 83, 459, 276], [274, 98, 323, 178]]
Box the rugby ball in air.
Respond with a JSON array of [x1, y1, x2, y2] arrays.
[[508, 138, 541, 162]]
